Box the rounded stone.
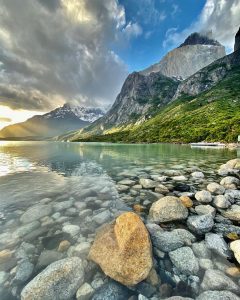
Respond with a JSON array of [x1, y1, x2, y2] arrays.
[[195, 190, 212, 203], [180, 196, 193, 208], [58, 240, 71, 252], [88, 212, 153, 286], [187, 214, 214, 235], [20, 204, 52, 224], [213, 195, 231, 209], [149, 196, 188, 223], [207, 183, 225, 195], [21, 257, 85, 300]]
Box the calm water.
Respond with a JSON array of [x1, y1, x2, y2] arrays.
[[0, 141, 238, 299], [0, 141, 238, 210]]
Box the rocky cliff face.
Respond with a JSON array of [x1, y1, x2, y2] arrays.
[[173, 48, 240, 100], [61, 32, 229, 141], [141, 33, 225, 79]]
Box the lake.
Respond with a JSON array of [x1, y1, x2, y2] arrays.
[[0, 141, 239, 299]]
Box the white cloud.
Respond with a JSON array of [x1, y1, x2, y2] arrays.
[[163, 0, 240, 52], [0, 0, 130, 111], [122, 22, 143, 39]]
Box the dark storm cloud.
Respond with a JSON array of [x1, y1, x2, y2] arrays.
[[0, 0, 129, 111]]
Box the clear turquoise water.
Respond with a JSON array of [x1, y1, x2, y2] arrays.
[[0, 141, 237, 209], [0, 141, 239, 299]]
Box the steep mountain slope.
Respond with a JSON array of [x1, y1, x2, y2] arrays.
[[73, 48, 240, 143], [62, 32, 225, 142], [64, 72, 179, 141], [0, 104, 105, 139], [76, 64, 240, 143], [140, 32, 225, 79]]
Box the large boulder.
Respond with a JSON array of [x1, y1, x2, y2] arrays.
[[149, 196, 188, 223], [21, 257, 84, 300], [88, 212, 153, 286]]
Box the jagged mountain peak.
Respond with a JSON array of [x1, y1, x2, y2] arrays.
[[179, 32, 222, 48], [43, 104, 105, 123], [140, 31, 225, 79]]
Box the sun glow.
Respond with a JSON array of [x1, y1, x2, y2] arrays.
[[0, 105, 46, 130]]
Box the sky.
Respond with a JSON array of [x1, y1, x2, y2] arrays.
[[0, 0, 239, 129]]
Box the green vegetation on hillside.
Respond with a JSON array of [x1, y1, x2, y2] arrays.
[[74, 66, 240, 143]]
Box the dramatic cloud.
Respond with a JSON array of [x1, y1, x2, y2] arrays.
[[0, 0, 133, 111], [0, 117, 11, 122], [164, 0, 240, 52]]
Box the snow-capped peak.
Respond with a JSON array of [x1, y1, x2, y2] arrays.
[[43, 104, 105, 123]]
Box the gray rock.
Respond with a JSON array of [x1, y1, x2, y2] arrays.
[[213, 195, 231, 209], [207, 183, 225, 195], [70, 242, 91, 258], [14, 259, 34, 283], [169, 246, 199, 275], [196, 291, 240, 300], [195, 205, 216, 216], [20, 204, 52, 224], [62, 224, 80, 238], [92, 210, 111, 225], [37, 250, 63, 268], [199, 258, 214, 270], [139, 178, 157, 189], [74, 202, 87, 210], [150, 230, 184, 252], [192, 241, 212, 259], [224, 190, 240, 202], [13, 221, 40, 238], [213, 223, 240, 237], [76, 283, 94, 300], [149, 196, 188, 223], [187, 214, 214, 235], [191, 172, 204, 179], [195, 190, 212, 203], [117, 184, 130, 192], [53, 200, 74, 212], [205, 233, 231, 258], [15, 242, 36, 259], [172, 175, 187, 181], [118, 179, 136, 186], [201, 269, 240, 294], [92, 281, 132, 300], [155, 184, 169, 194], [220, 176, 239, 189], [79, 209, 92, 219], [221, 205, 240, 221], [21, 257, 85, 300]]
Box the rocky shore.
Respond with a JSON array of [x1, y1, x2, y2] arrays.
[[0, 158, 240, 300]]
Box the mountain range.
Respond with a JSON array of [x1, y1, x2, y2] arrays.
[[1, 30, 240, 143], [0, 104, 105, 139], [61, 30, 240, 143]]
